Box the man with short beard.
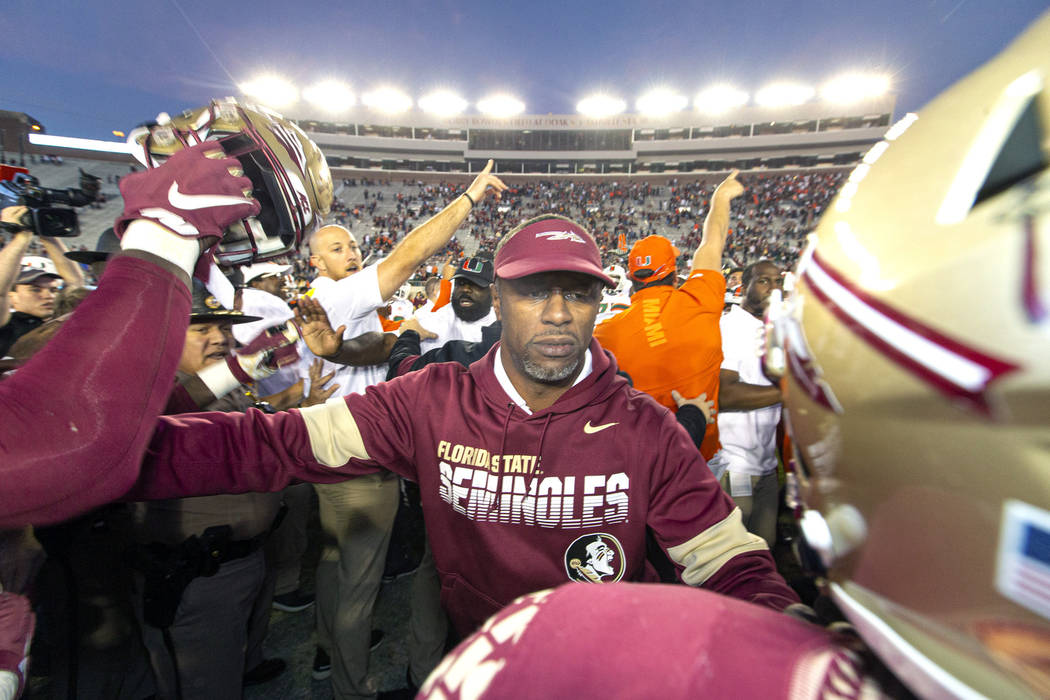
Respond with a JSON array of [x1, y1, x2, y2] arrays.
[[412, 256, 495, 353], [127, 214, 800, 641]]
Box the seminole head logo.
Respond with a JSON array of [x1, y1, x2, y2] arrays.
[[536, 230, 585, 244], [564, 533, 625, 583]]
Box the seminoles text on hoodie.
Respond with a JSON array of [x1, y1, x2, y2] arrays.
[[436, 438, 629, 528]]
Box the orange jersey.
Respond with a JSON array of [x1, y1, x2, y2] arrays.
[[593, 271, 726, 459]]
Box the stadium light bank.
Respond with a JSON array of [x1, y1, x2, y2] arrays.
[[235, 70, 892, 116], [303, 80, 356, 112]]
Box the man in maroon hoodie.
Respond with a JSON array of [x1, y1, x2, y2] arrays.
[[128, 214, 799, 637]]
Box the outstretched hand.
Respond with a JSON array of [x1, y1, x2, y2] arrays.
[[442, 254, 457, 280], [713, 169, 744, 202], [302, 359, 340, 407], [464, 159, 508, 207], [295, 297, 345, 358], [398, 317, 438, 340], [671, 390, 716, 424]]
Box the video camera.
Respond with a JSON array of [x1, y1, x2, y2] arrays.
[[0, 169, 102, 237]]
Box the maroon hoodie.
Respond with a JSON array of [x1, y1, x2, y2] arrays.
[[129, 339, 798, 634]]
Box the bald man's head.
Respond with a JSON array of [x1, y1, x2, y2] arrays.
[[309, 225, 362, 281]]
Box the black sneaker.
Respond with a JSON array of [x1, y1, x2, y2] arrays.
[[272, 589, 315, 613], [312, 648, 332, 681], [243, 658, 286, 686]]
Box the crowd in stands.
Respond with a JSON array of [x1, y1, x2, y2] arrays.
[[19, 158, 846, 288], [325, 170, 846, 277]]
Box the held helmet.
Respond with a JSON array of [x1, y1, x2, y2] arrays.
[[127, 98, 333, 265], [766, 11, 1050, 699]]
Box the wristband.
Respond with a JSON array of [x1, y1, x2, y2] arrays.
[[463, 192, 476, 208], [198, 359, 243, 397], [120, 220, 201, 278]]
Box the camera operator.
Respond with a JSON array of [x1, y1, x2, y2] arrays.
[[0, 205, 85, 356]]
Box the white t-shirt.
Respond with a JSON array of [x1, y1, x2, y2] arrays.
[[413, 302, 497, 354], [717, 304, 781, 476], [303, 265, 386, 397]]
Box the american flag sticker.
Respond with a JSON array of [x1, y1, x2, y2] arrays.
[[996, 500, 1050, 621]]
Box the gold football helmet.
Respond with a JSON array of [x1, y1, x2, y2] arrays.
[[127, 98, 332, 264], [767, 11, 1050, 699]]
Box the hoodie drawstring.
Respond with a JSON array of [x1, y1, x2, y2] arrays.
[[491, 403, 515, 513], [536, 413, 553, 470], [489, 406, 554, 514]]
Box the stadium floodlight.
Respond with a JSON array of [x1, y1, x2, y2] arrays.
[[477, 94, 525, 117], [303, 80, 356, 112], [239, 75, 299, 108], [821, 73, 891, 104], [577, 94, 626, 118], [636, 88, 687, 116], [362, 87, 413, 114], [755, 82, 814, 108], [694, 84, 749, 113], [419, 90, 468, 116]]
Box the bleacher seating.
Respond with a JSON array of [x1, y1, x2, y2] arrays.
[[18, 154, 846, 274]]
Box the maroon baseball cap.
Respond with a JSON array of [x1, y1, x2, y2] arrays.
[[494, 217, 615, 287]]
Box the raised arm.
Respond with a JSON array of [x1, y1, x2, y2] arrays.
[[0, 142, 260, 528], [39, 236, 85, 288], [0, 207, 34, 328], [691, 171, 744, 274], [375, 160, 506, 300]]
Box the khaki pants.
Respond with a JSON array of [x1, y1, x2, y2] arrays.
[[314, 473, 399, 700]]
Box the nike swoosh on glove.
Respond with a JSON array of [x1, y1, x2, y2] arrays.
[[226, 324, 301, 384], [114, 141, 260, 241], [0, 593, 34, 700]]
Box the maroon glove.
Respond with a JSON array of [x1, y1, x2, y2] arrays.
[[114, 142, 260, 241], [225, 324, 300, 384], [0, 593, 34, 700]]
